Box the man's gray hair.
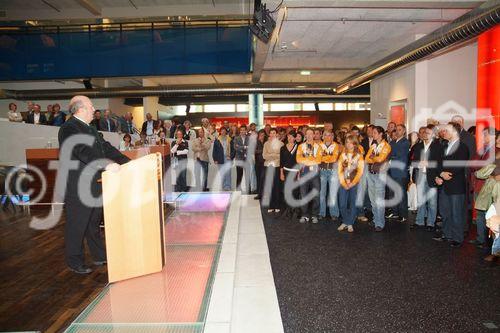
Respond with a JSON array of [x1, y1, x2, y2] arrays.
[[69, 99, 86, 115]]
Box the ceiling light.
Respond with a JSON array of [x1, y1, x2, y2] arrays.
[[300, 70, 311, 76]]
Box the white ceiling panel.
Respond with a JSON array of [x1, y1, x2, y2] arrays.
[[262, 4, 473, 83]]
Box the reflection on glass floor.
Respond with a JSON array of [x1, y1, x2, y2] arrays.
[[65, 192, 232, 333]]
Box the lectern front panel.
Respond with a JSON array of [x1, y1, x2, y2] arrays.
[[102, 153, 165, 283]]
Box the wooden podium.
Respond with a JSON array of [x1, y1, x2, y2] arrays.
[[101, 153, 166, 283]]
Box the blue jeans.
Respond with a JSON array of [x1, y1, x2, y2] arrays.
[[415, 177, 437, 226], [218, 161, 232, 191], [492, 236, 500, 255], [339, 184, 359, 226], [367, 172, 386, 228], [319, 169, 340, 218], [389, 175, 408, 218], [195, 159, 209, 191], [439, 191, 466, 243], [475, 210, 487, 244], [356, 165, 371, 215]]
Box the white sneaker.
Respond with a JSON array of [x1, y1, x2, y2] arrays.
[[267, 209, 275, 213], [358, 216, 368, 222], [311, 216, 319, 224], [275, 209, 280, 213], [337, 223, 348, 231], [347, 225, 354, 233], [299, 216, 309, 223]]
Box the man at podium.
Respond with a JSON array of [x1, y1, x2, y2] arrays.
[[58, 95, 130, 274]]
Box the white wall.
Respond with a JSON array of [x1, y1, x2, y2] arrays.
[[370, 65, 415, 127], [414, 43, 478, 131], [371, 42, 478, 132], [0, 121, 121, 166]]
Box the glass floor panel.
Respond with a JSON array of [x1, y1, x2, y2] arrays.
[[165, 212, 225, 245], [65, 192, 232, 333]]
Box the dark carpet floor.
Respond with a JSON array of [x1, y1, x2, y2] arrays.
[[262, 210, 500, 333]]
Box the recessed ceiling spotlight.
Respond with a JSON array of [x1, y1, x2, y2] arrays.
[[300, 70, 311, 76]]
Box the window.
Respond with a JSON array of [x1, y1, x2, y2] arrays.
[[334, 103, 347, 111], [345, 102, 370, 110], [236, 104, 249, 112], [204, 104, 236, 113], [161, 105, 188, 115], [302, 103, 316, 111], [269, 103, 301, 112], [318, 103, 333, 111], [189, 104, 204, 113]]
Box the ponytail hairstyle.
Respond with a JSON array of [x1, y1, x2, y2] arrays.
[[373, 126, 386, 141]]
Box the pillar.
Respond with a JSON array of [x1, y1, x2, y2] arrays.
[[141, 79, 159, 130], [248, 93, 264, 129], [476, 25, 500, 148]]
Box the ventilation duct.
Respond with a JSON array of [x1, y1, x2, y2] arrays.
[[336, 0, 500, 93], [1, 86, 336, 100]]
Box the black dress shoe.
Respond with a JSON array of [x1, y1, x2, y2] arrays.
[[93, 260, 107, 266], [410, 224, 422, 229], [450, 241, 462, 248], [375, 226, 383, 232], [468, 239, 483, 246], [69, 265, 93, 274], [254, 195, 261, 200], [426, 226, 435, 232], [432, 235, 447, 242]]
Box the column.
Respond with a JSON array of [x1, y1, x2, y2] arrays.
[[142, 79, 159, 130], [248, 93, 263, 129], [476, 25, 500, 144]]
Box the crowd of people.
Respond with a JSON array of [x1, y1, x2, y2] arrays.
[[8, 102, 67, 126], [167, 116, 498, 264], [7, 100, 500, 263]]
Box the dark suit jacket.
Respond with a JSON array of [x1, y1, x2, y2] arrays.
[[233, 135, 249, 160], [411, 140, 443, 187], [360, 137, 374, 157], [460, 129, 476, 160], [213, 137, 233, 164], [141, 120, 157, 135], [26, 112, 47, 125], [389, 137, 410, 179], [99, 118, 117, 132], [169, 124, 177, 139], [57, 117, 130, 203], [90, 118, 102, 131], [439, 140, 470, 195]]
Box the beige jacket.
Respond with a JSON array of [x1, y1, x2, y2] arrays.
[[192, 137, 211, 162], [263, 139, 283, 167]]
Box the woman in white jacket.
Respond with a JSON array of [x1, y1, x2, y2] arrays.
[[263, 128, 284, 213]]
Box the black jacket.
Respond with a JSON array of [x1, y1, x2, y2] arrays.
[[361, 137, 373, 157], [460, 129, 476, 160], [438, 140, 470, 195], [26, 112, 47, 125], [213, 136, 233, 164], [141, 120, 157, 135], [411, 140, 443, 187], [57, 116, 130, 202]]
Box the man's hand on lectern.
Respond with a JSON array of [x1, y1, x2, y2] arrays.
[[105, 163, 121, 173]]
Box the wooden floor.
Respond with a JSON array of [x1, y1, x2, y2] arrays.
[[0, 206, 108, 333]]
